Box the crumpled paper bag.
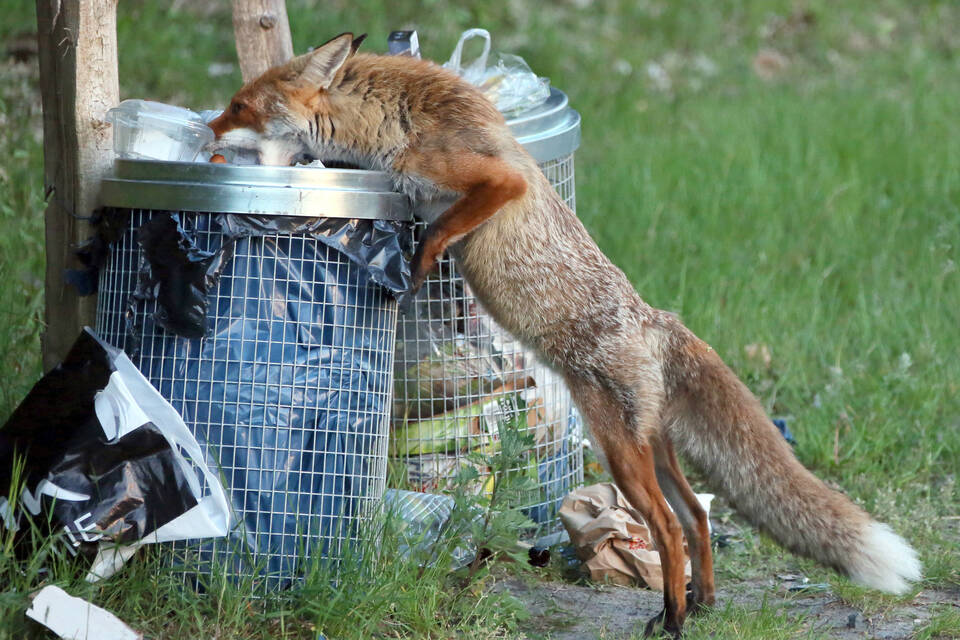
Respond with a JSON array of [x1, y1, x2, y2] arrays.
[[560, 483, 709, 590]]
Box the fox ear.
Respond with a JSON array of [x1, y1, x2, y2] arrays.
[[294, 33, 354, 89], [351, 33, 367, 54]]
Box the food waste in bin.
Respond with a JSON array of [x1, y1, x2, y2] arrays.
[[390, 276, 582, 528]]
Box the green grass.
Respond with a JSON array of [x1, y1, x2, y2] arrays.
[[662, 599, 827, 640], [916, 606, 960, 640], [1, 0, 959, 637], [0, 509, 531, 640]]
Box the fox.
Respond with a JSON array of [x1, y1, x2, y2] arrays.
[[207, 33, 921, 636]]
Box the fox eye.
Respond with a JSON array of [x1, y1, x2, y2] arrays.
[[230, 102, 246, 115]]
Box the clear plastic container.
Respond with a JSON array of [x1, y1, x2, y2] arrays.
[[198, 109, 223, 125], [106, 100, 214, 162]]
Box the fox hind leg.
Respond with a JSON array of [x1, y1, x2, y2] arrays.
[[598, 434, 688, 637], [653, 435, 716, 609], [642, 435, 717, 634], [571, 382, 688, 637]]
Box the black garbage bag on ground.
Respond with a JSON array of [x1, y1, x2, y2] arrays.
[[0, 329, 229, 578]]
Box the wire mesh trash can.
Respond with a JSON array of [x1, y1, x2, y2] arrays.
[[391, 89, 583, 544], [95, 159, 412, 589]]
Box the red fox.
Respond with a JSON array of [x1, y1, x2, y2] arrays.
[[208, 33, 921, 636]]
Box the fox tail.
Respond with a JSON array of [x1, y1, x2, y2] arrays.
[[664, 326, 921, 594]]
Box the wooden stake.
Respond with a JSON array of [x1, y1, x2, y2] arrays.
[[232, 0, 294, 82], [36, 0, 119, 371]]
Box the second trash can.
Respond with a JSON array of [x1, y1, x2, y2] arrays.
[[95, 159, 412, 589], [391, 89, 583, 544]]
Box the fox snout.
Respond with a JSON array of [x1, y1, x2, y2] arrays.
[[205, 113, 313, 166], [203, 121, 261, 162], [206, 112, 234, 139]]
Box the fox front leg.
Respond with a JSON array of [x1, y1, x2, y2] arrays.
[[404, 152, 527, 294]]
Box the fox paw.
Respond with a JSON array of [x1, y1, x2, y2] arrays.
[[643, 614, 682, 639], [643, 586, 715, 638], [407, 266, 430, 298], [408, 250, 441, 297]]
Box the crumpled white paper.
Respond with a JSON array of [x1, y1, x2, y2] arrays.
[[26, 586, 141, 640]]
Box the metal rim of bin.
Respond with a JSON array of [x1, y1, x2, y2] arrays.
[[508, 88, 581, 163], [100, 159, 413, 221], [392, 89, 583, 546], [96, 164, 411, 590]]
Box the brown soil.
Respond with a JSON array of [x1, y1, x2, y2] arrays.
[[497, 576, 959, 639]]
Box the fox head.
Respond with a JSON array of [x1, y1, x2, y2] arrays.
[[207, 32, 366, 166]]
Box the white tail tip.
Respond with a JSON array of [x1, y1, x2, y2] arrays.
[[848, 522, 922, 594]]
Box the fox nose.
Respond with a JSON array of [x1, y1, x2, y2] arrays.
[[206, 113, 229, 138]]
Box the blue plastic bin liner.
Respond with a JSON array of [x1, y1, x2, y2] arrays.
[[97, 211, 400, 584], [525, 413, 580, 526], [217, 214, 412, 303]]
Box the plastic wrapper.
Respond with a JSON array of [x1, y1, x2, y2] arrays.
[[0, 329, 230, 580], [384, 489, 475, 569], [390, 389, 542, 457], [26, 586, 142, 640], [395, 338, 521, 420], [393, 453, 492, 494], [97, 210, 400, 582], [112, 210, 412, 346], [443, 28, 551, 115]]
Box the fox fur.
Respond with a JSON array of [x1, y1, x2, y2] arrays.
[[208, 33, 921, 636]]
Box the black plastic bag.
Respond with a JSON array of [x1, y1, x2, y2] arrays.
[[128, 211, 412, 341], [0, 329, 230, 577]]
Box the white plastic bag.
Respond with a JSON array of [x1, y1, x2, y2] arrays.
[[443, 28, 551, 115], [86, 344, 232, 580]]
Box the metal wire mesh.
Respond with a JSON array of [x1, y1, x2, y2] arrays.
[[95, 209, 397, 589], [390, 153, 583, 542]]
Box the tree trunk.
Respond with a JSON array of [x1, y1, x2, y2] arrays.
[[232, 0, 294, 82], [36, 0, 120, 371]]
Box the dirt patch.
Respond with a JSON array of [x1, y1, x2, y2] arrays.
[[495, 576, 959, 639], [496, 577, 654, 638]]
